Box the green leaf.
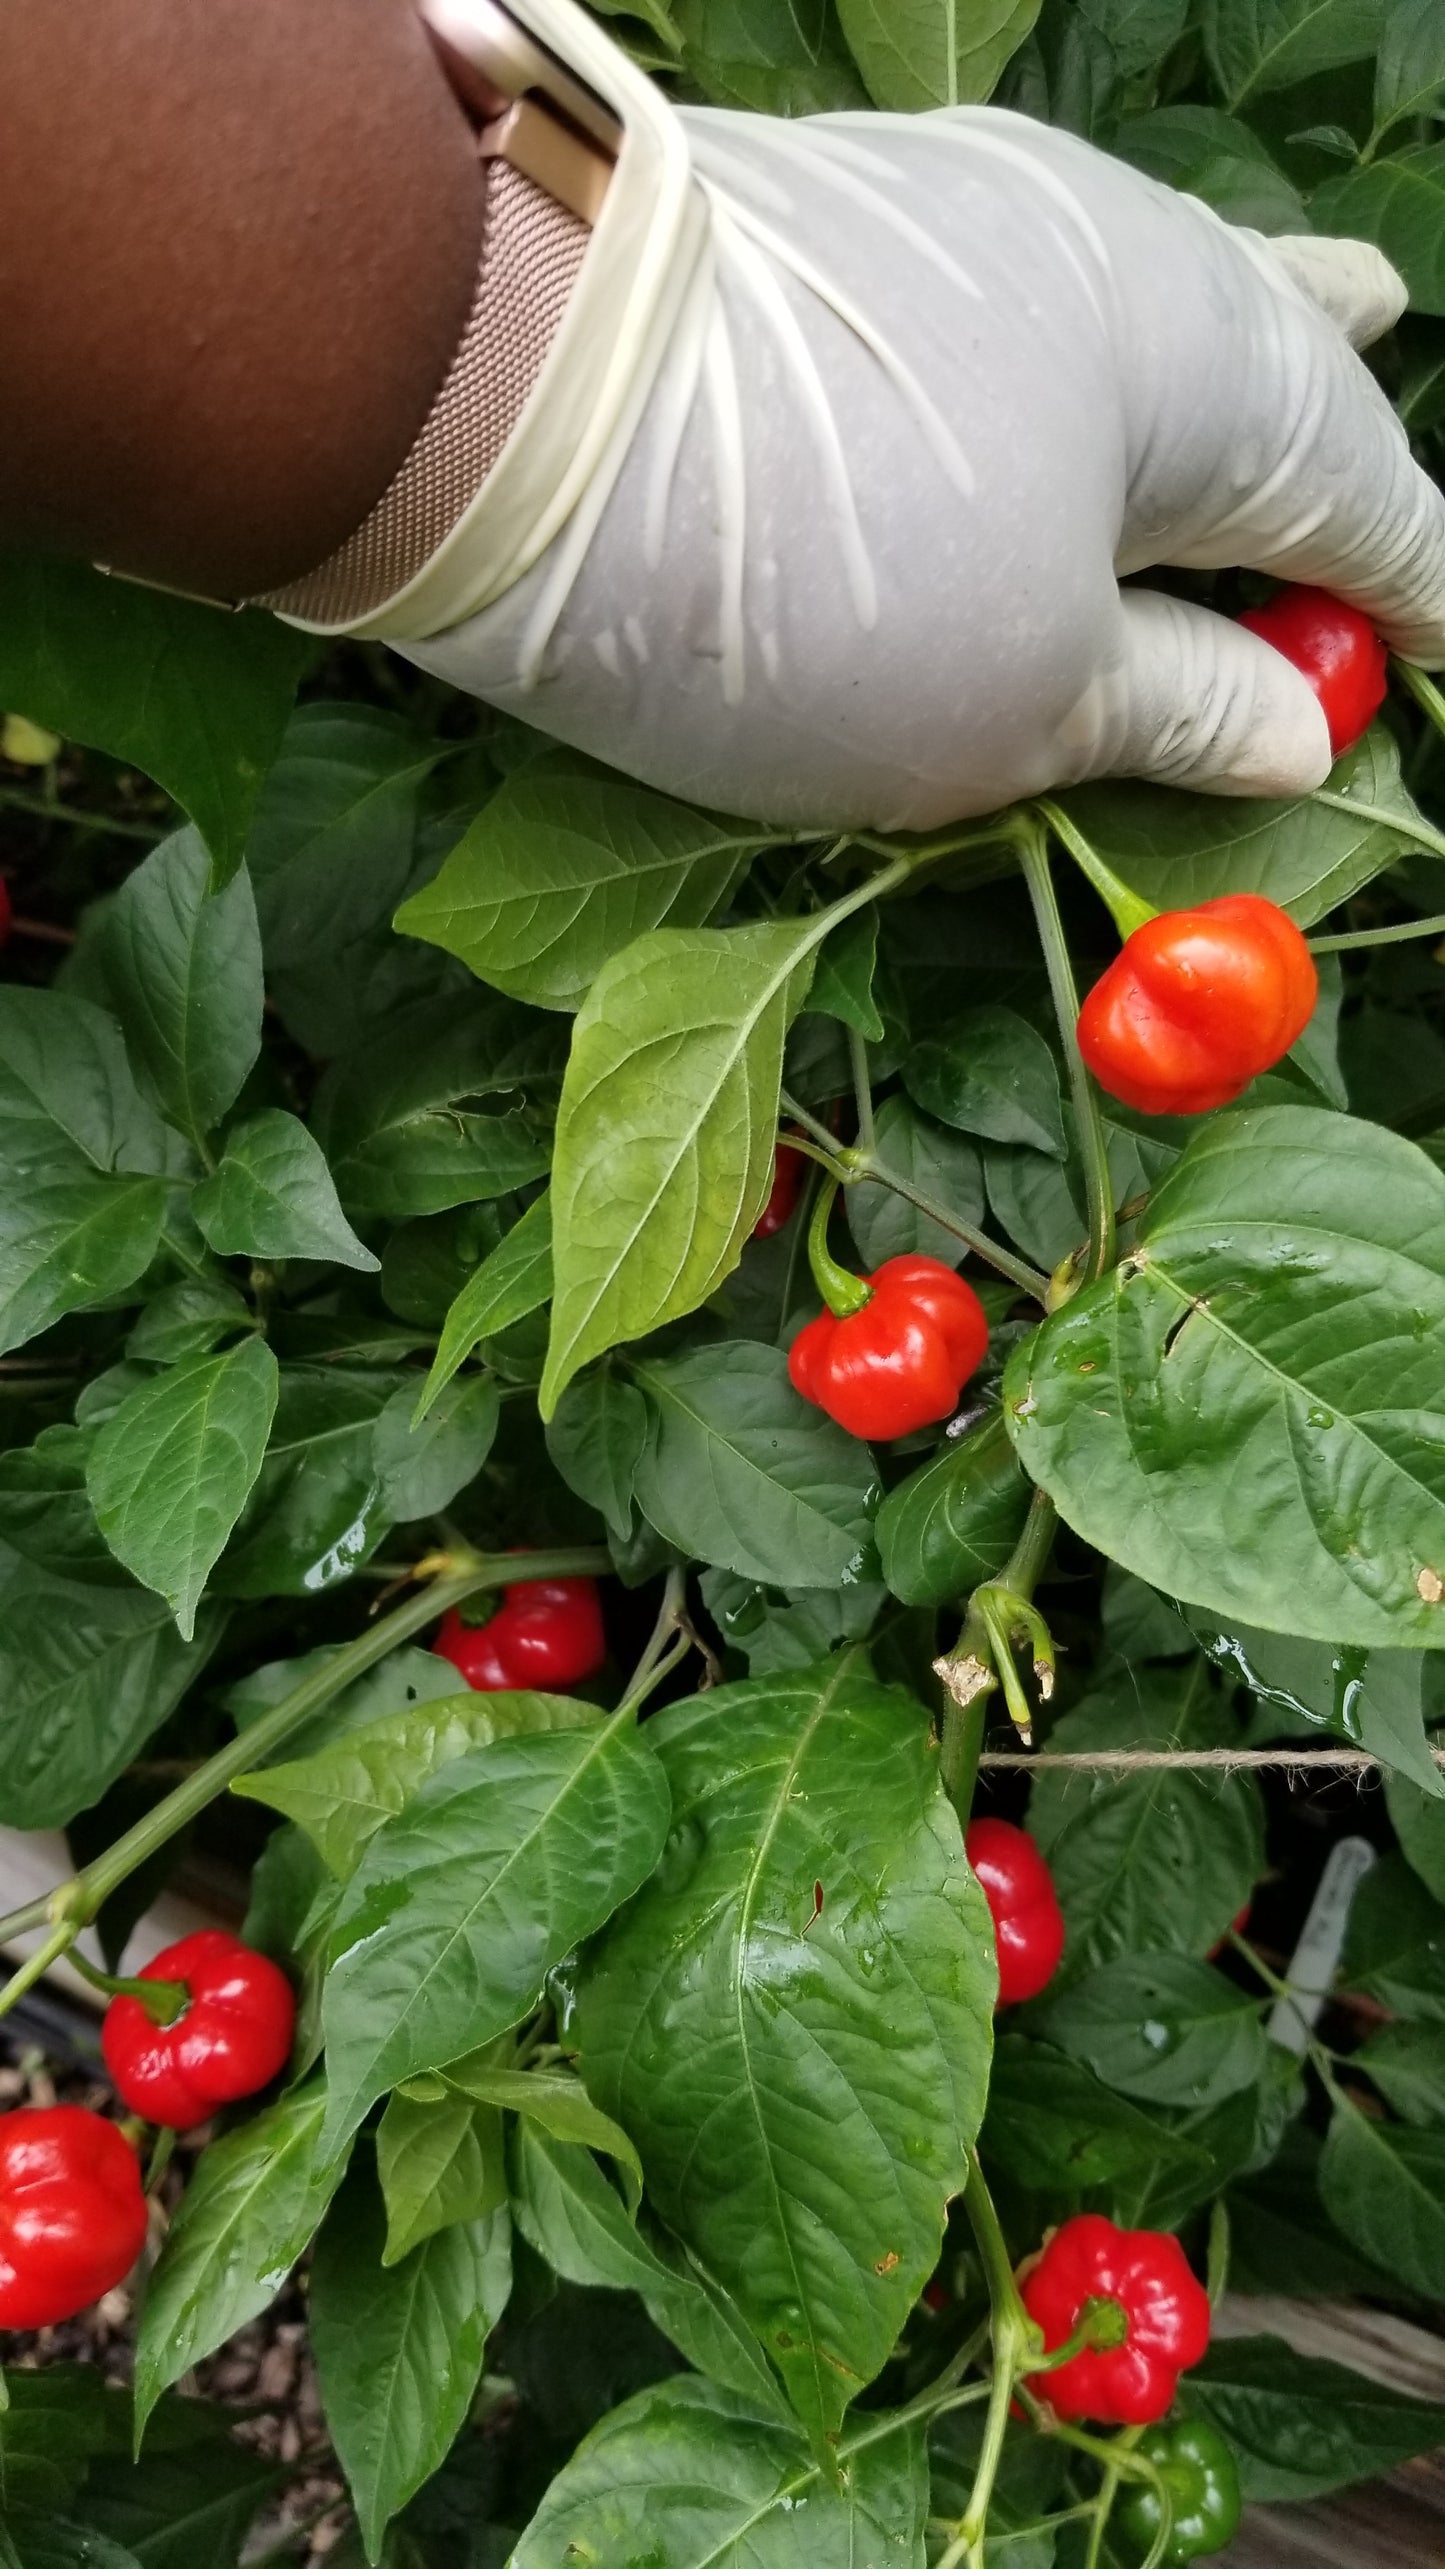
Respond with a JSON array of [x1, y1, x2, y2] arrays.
[[370, 1375, 499, 1522], [134, 2083, 349, 2434], [127, 1276, 252, 1366], [510, 2374, 928, 2569], [395, 751, 771, 1011], [443, 2063, 642, 2209], [1374, 0, 1445, 137], [414, 1192, 553, 1423], [246, 703, 448, 1054], [541, 918, 823, 1413], [1180, 2333, 1445, 2501], [1202, 0, 1388, 105], [1006, 1105, 1445, 1650], [1314, 142, 1445, 317], [0, 1172, 166, 1357], [1026, 1665, 1264, 1977], [701, 1567, 885, 1676], [846, 1094, 986, 1271], [1039, 1956, 1266, 2108], [312, 1003, 553, 1221], [309, 2154, 511, 2563], [81, 2438, 283, 2569], [544, 1366, 648, 1541], [631, 1342, 879, 1588], [905, 1006, 1065, 1157], [0, 2369, 109, 2514], [192, 1111, 377, 1270], [0, 987, 167, 1180], [1057, 733, 1423, 925], [876, 1411, 1033, 1607], [1112, 104, 1309, 230], [981, 2035, 1212, 2199], [575, 1661, 995, 2439], [0, 1578, 221, 1829], [1320, 2101, 1445, 2296], [87, 1341, 279, 1637], [320, 1707, 672, 2153], [215, 1364, 404, 1599], [509, 2121, 785, 2408], [0, 1426, 130, 1587], [1386, 1763, 1445, 1898], [836, 0, 1042, 107], [807, 906, 883, 1042], [1356, 2021, 1445, 2124], [673, 0, 871, 112], [227, 1639, 463, 1764], [1189, 1620, 1445, 1794], [376, 2087, 506, 2265], [1339, 1851, 1445, 2017], [88, 833, 263, 1147], [233, 1687, 599, 1879], [0, 559, 310, 885]]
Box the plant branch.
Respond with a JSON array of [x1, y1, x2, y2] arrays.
[[944, 2151, 1039, 2567], [847, 1024, 876, 1154], [1309, 909, 1445, 953], [0, 1547, 610, 1991], [0, 784, 163, 841], [1021, 820, 1115, 1279]]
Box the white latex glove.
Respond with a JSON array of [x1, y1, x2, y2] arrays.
[[359, 10, 1445, 832]]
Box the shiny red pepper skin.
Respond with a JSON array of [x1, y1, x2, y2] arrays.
[[434, 1570, 606, 1692], [1077, 894, 1317, 1116], [1021, 2213, 1212, 2424], [1239, 585, 1387, 755], [755, 1142, 806, 1237], [102, 1931, 296, 2131], [965, 1818, 1065, 2007], [788, 1256, 989, 1440], [0, 2106, 148, 2325]]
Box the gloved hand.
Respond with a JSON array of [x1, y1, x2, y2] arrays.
[[369, 12, 1445, 832]]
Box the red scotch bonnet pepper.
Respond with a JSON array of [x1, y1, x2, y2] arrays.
[[1020, 2212, 1212, 2424], [102, 1930, 295, 2131], [1077, 893, 1317, 1118], [1238, 583, 1387, 756], [0, 2106, 148, 2326], [434, 1569, 606, 1692], [965, 1818, 1065, 2007], [789, 1256, 989, 1441]]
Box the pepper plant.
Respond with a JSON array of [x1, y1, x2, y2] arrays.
[[4, 2, 1445, 2565]]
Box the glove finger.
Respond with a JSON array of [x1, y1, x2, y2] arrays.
[[1067, 589, 1332, 797], [1260, 232, 1408, 349], [1117, 199, 1445, 665]]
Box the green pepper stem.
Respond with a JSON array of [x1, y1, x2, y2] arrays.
[[1033, 798, 1157, 941], [1020, 820, 1117, 1281], [938, 1489, 1058, 1800], [944, 2151, 1040, 2569], [65, 1949, 189, 2025], [779, 1096, 1051, 1305], [1309, 908, 1445, 953], [806, 1176, 873, 1318]]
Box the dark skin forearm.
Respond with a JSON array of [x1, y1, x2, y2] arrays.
[[0, 0, 484, 597]]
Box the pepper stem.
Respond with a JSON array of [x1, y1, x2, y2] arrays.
[[65, 1949, 190, 2026], [806, 1176, 873, 1319], [1032, 799, 1157, 941], [936, 1489, 1058, 1793]]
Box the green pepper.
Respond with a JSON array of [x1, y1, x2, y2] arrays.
[[1117, 2420, 1241, 2562]]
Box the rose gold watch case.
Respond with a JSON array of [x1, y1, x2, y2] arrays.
[[419, 0, 620, 224]]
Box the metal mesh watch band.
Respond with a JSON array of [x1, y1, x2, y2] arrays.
[[258, 158, 588, 625], [257, 0, 620, 628]]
